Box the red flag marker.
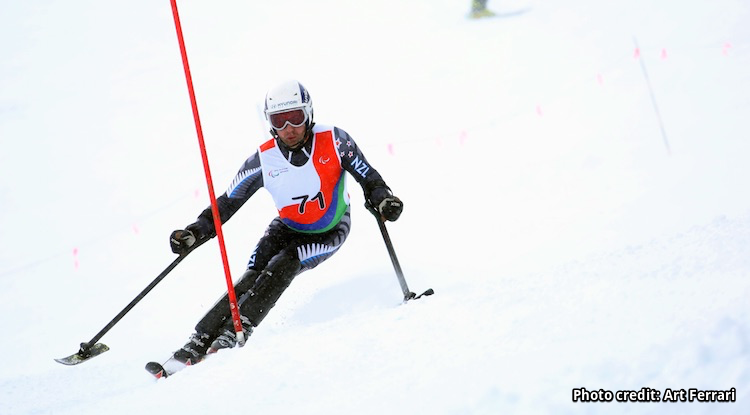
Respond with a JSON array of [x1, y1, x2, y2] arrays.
[[73, 248, 79, 270], [723, 42, 732, 56]]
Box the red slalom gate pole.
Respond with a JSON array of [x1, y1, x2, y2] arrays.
[[169, 0, 245, 346]]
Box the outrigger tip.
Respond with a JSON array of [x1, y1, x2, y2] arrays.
[[55, 343, 110, 366]]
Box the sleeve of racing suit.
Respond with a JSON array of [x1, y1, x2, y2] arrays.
[[190, 150, 264, 239], [333, 127, 394, 207]]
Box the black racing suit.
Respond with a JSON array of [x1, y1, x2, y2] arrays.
[[186, 125, 394, 336]]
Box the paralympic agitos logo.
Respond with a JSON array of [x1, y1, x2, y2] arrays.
[[268, 168, 289, 178]]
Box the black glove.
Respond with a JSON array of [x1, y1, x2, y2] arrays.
[[170, 229, 197, 254], [170, 217, 214, 255], [378, 196, 403, 221], [364, 180, 403, 221]]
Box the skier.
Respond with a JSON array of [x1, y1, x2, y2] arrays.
[[470, 0, 496, 18], [167, 80, 403, 366]]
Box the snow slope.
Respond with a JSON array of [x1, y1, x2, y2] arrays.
[[1, 0, 748, 414]]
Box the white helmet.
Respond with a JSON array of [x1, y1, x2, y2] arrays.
[[264, 80, 314, 131]]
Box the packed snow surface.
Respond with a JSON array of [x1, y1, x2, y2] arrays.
[[1, 0, 748, 414]]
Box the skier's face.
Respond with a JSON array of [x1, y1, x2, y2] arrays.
[[276, 123, 307, 149]]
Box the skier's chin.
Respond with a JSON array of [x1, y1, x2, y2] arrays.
[[285, 140, 300, 149], [282, 136, 304, 149]]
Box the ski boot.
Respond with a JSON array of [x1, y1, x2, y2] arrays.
[[172, 332, 213, 365], [209, 315, 254, 353]]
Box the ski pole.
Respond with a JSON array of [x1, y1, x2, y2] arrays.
[[365, 202, 434, 302], [55, 239, 208, 365]]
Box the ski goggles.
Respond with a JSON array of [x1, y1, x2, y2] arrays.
[[268, 109, 308, 130]]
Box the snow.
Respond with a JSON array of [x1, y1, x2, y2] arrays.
[[1, 0, 749, 413]]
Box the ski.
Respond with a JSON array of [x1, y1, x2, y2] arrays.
[[145, 356, 198, 379], [145, 361, 171, 379], [145, 348, 220, 379]]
